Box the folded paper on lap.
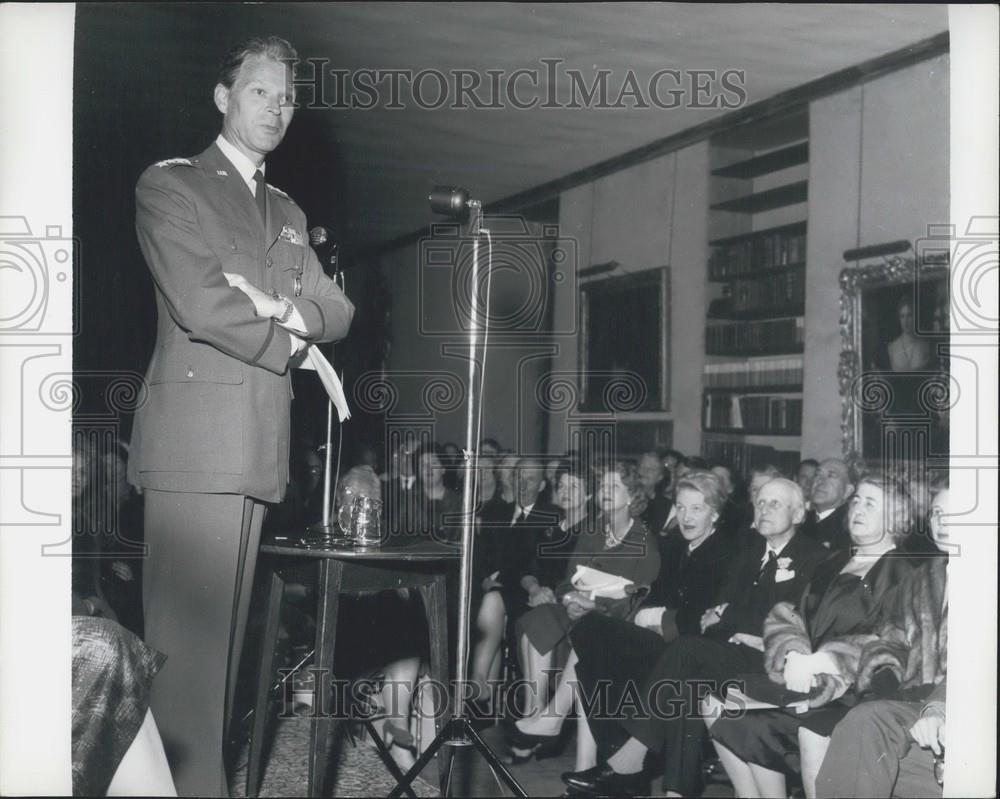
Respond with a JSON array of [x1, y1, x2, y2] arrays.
[[571, 565, 634, 600]]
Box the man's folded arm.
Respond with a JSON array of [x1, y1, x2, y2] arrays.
[[135, 167, 292, 374], [292, 243, 355, 344]]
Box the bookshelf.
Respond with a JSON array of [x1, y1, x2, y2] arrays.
[[702, 110, 809, 470]]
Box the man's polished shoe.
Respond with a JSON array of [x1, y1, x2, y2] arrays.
[[561, 764, 606, 792], [561, 763, 652, 797]]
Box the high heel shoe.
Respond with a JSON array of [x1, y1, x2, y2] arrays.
[[382, 719, 417, 753], [561, 763, 652, 797], [503, 720, 562, 764]]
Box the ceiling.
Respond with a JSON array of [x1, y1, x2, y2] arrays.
[[82, 3, 949, 255]]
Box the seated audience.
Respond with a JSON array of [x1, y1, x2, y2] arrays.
[[641, 471, 739, 641], [440, 441, 462, 492], [563, 478, 828, 797], [710, 460, 744, 540], [710, 471, 919, 798], [815, 479, 950, 799], [539, 455, 563, 505], [383, 436, 420, 536], [470, 451, 502, 513], [728, 464, 783, 541], [405, 442, 462, 543], [497, 452, 519, 504], [638, 451, 672, 535], [552, 470, 736, 774], [801, 458, 855, 551], [660, 449, 686, 500], [469, 457, 559, 701], [797, 458, 820, 500], [508, 459, 659, 749]]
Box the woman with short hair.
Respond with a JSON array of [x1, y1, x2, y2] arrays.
[[504, 460, 660, 763], [710, 471, 920, 798]]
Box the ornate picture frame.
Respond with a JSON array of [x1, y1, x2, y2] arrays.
[[838, 254, 950, 464]]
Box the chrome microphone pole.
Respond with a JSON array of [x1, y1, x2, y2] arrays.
[[308, 228, 343, 536], [389, 190, 525, 798], [452, 198, 481, 716]]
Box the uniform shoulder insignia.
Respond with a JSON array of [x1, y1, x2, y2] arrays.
[[266, 183, 294, 202], [154, 157, 195, 168]]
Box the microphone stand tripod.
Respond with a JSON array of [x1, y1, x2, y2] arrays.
[[388, 201, 526, 798]]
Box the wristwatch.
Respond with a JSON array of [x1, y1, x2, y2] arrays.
[[271, 291, 294, 324]]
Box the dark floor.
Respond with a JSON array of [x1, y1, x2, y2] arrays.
[[233, 714, 737, 797]]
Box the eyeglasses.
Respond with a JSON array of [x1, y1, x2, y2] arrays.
[[755, 498, 789, 512], [933, 750, 945, 787]]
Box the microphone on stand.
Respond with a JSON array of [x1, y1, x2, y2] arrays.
[[309, 225, 340, 272], [428, 185, 474, 220]]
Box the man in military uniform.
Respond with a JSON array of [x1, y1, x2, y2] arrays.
[[127, 36, 354, 795]]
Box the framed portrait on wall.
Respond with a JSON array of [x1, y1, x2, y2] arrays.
[[840, 256, 950, 463], [578, 267, 670, 413]]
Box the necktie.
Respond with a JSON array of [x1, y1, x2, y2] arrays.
[[804, 509, 819, 528], [252, 170, 267, 225], [756, 550, 778, 584]]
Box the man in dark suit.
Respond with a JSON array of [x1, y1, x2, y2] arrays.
[[638, 451, 672, 536], [565, 478, 829, 797], [469, 457, 559, 703], [801, 457, 855, 551], [478, 457, 560, 613], [127, 37, 354, 795], [383, 435, 420, 537]]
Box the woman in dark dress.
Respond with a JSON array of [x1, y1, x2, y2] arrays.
[[407, 442, 463, 544], [710, 471, 918, 798], [505, 460, 660, 766], [513, 458, 598, 713], [559, 471, 736, 766]]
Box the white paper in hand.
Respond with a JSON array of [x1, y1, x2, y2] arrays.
[[299, 345, 351, 421], [571, 565, 633, 600]]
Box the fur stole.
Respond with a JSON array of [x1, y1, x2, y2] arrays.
[[763, 601, 877, 708], [856, 557, 948, 694]]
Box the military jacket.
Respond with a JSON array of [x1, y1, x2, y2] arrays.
[[128, 142, 354, 501]]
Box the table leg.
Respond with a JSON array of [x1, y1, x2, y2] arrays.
[[308, 558, 343, 798], [246, 565, 285, 798], [418, 575, 450, 796]]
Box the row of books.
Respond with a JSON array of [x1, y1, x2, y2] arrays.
[[701, 438, 800, 477], [703, 393, 803, 434], [709, 228, 807, 279], [706, 317, 804, 355], [703, 356, 804, 389], [722, 267, 805, 312]]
